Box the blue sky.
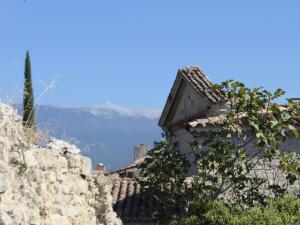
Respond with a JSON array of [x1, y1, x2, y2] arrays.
[[0, 0, 299, 108]]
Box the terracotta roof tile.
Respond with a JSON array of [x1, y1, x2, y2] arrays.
[[187, 108, 300, 129], [188, 115, 225, 128], [110, 157, 150, 177], [180, 66, 226, 104], [110, 177, 195, 222], [110, 178, 153, 222]]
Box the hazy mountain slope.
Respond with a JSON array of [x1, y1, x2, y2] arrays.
[[16, 104, 162, 170]]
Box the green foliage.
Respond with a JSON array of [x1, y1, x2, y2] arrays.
[[172, 195, 300, 225], [192, 81, 300, 206], [137, 140, 190, 223], [16, 161, 27, 176], [138, 80, 300, 224], [280, 152, 300, 186], [23, 50, 36, 128]]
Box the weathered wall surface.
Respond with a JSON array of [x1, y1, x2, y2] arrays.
[[169, 83, 208, 124], [170, 126, 300, 194], [0, 103, 122, 225]]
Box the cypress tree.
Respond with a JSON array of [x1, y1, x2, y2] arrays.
[[23, 51, 36, 128]]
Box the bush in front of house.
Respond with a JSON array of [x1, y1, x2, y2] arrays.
[[171, 195, 300, 225], [138, 80, 300, 225], [137, 140, 191, 222]]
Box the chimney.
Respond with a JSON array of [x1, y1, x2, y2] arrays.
[[134, 144, 149, 162], [97, 163, 106, 174]]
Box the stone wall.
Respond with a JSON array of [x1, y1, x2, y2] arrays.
[[0, 103, 122, 225]]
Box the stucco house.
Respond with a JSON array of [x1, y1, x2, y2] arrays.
[[158, 66, 300, 174], [109, 66, 300, 224], [109, 67, 231, 224]]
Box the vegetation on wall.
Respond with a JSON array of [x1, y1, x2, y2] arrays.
[[138, 81, 300, 225]]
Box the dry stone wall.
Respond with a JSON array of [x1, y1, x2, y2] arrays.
[[0, 103, 122, 225]]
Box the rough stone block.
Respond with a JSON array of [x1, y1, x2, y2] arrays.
[[0, 174, 8, 194]]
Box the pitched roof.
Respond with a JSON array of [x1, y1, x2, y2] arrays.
[[109, 157, 149, 178], [159, 66, 226, 128], [110, 177, 194, 222], [187, 106, 300, 129], [110, 177, 153, 222], [187, 115, 225, 128], [180, 67, 226, 104]]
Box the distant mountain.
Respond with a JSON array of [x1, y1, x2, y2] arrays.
[[15, 103, 162, 170], [83, 102, 161, 119]]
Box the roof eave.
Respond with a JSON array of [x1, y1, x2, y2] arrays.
[[158, 69, 183, 129]]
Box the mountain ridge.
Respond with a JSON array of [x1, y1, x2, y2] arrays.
[[14, 103, 162, 170], [33, 102, 161, 119]]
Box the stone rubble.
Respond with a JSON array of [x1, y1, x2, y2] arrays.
[[0, 103, 122, 225]]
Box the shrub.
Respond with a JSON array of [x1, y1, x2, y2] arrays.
[[172, 196, 300, 225], [137, 140, 190, 223], [138, 81, 300, 224]]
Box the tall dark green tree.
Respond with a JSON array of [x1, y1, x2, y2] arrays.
[[23, 51, 36, 128]]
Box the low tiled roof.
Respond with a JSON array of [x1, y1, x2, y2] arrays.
[[110, 178, 153, 222], [180, 66, 226, 104], [110, 157, 150, 178], [187, 115, 225, 128], [187, 107, 300, 129], [109, 177, 194, 222]]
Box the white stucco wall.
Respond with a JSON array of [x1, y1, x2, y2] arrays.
[[170, 128, 205, 175], [170, 126, 300, 176], [169, 84, 210, 125], [163, 81, 300, 176], [281, 137, 300, 153]]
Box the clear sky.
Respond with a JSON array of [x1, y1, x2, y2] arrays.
[[0, 0, 299, 109]]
